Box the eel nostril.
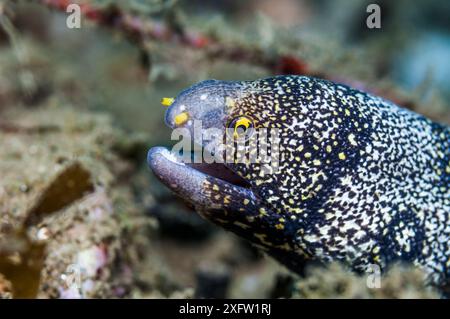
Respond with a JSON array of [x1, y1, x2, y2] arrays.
[[161, 97, 175, 106]]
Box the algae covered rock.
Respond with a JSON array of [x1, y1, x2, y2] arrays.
[[292, 263, 440, 299], [0, 103, 156, 298]]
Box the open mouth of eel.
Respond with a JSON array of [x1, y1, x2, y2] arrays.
[[147, 143, 255, 211]]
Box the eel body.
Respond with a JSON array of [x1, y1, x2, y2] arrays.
[[148, 76, 450, 288]]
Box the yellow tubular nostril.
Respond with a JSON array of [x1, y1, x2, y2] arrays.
[[174, 112, 189, 126], [161, 97, 174, 106]]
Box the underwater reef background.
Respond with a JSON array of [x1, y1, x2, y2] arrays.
[[0, 0, 449, 298]]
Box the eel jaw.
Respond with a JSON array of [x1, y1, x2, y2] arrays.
[[147, 146, 256, 211]]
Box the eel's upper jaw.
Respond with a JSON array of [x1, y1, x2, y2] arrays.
[[147, 146, 255, 210]]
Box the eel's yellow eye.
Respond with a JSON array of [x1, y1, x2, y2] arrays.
[[228, 116, 254, 140]]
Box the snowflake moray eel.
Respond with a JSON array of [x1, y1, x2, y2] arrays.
[[148, 75, 450, 289]]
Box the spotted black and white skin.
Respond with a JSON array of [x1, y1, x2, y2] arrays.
[[147, 76, 450, 290]]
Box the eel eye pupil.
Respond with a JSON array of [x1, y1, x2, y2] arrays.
[[228, 116, 254, 139]]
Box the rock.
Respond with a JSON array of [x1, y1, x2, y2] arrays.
[[292, 263, 440, 299], [0, 273, 13, 299], [195, 263, 231, 298], [0, 104, 163, 298]]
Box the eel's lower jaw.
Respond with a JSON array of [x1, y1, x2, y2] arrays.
[[147, 146, 254, 209]]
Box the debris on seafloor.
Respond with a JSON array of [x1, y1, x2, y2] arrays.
[[0, 273, 13, 298], [292, 263, 440, 299], [0, 103, 180, 298], [194, 263, 231, 299], [24, 162, 94, 227], [0, 229, 45, 298]]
